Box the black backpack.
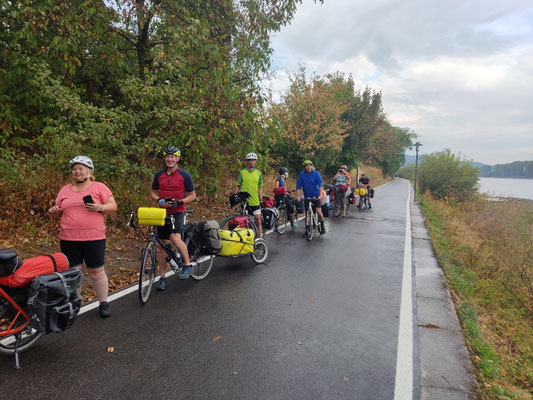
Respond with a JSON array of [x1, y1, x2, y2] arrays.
[[196, 220, 222, 255], [27, 268, 82, 334]]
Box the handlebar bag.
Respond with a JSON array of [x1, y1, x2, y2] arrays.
[[219, 228, 255, 256], [0, 253, 69, 287], [197, 220, 222, 255], [338, 184, 349, 192], [138, 207, 166, 226], [27, 267, 82, 334]]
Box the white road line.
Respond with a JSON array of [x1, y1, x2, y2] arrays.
[[394, 181, 413, 399]]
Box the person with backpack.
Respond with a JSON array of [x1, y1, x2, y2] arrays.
[[151, 146, 197, 290], [236, 152, 264, 238], [274, 167, 297, 229], [48, 156, 117, 318]]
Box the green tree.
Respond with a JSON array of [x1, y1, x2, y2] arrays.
[[366, 123, 415, 177], [418, 149, 479, 200]]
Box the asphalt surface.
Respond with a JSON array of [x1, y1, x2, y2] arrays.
[[0, 179, 475, 400]]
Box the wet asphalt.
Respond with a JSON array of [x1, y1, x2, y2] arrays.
[[1, 179, 417, 400]]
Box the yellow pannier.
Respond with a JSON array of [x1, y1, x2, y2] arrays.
[[137, 207, 166, 226], [355, 187, 367, 196], [219, 228, 255, 256]]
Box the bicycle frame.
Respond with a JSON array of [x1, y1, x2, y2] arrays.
[[0, 287, 30, 337]]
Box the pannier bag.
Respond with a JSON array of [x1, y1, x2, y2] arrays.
[[273, 187, 287, 196], [219, 228, 255, 256], [348, 192, 357, 205], [262, 207, 280, 230], [338, 184, 350, 192], [228, 216, 251, 230], [27, 267, 82, 334], [355, 187, 367, 196], [229, 191, 251, 207], [0, 253, 69, 287], [321, 204, 330, 218], [370, 188, 375, 198], [138, 207, 166, 226], [196, 220, 222, 255], [0, 249, 23, 277]]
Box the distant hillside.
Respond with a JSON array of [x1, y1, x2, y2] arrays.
[[404, 155, 533, 178]]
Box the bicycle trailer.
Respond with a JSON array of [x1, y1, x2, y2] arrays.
[[137, 207, 166, 226], [219, 228, 255, 256]]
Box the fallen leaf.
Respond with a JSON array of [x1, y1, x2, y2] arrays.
[[312, 299, 316, 303], [344, 376, 349, 382], [212, 336, 222, 342], [183, 292, 190, 296], [107, 347, 115, 352]]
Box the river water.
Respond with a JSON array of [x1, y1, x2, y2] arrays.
[[478, 177, 533, 200]]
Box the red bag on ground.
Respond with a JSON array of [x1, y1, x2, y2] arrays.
[[0, 253, 69, 287]]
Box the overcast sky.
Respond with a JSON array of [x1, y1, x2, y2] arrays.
[[265, 0, 533, 165]]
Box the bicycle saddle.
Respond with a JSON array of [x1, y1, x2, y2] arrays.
[[0, 249, 17, 262]]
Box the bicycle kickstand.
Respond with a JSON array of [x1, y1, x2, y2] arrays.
[[14, 332, 21, 369]]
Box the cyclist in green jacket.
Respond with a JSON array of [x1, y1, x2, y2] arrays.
[[236, 152, 263, 238]]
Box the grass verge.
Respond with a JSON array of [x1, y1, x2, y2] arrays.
[[419, 193, 532, 399]]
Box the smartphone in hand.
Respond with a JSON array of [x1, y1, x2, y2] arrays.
[[82, 195, 94, 204]]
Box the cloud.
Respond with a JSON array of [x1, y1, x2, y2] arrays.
[[267, 0, 533, 164]]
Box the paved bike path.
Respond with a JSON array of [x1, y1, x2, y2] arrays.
[[0, 179, 473, 399]]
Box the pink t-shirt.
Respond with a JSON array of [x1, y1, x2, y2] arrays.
[[55, 182, 113, 241]]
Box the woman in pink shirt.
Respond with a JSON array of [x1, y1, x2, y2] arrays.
[[49, 156, 117, 318]]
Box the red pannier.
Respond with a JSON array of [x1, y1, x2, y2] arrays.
[[262, 196, 275, 208], [228, 216, 251, 230], [0, 253, 69, 287], [273, 187, 287, 196], [338, 184, 350, 192]]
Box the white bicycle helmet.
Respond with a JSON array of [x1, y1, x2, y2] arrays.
[[246, 152, 258, 160], [69, 156, 94, 169]]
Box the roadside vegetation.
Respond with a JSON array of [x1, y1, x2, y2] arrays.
[[410, 150, 532, 399]]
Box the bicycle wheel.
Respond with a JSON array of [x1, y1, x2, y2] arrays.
[[275, 206, 287, 235], [333, 194, 343, 218], [0, 303, 42, 355], [139, 240, 157, 304], [251, 238, 268, 263], [305, 207, 314, 241], [187, 236, 214, 281]]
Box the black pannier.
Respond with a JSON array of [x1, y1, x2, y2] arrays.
[[0, 249, 23, 277], [196, 220, 222, 255], [369, 188, 375, 198], [262, 207, 280, 230], [27, 268, 82, 334]]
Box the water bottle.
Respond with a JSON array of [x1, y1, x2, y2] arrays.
[[167, 257, 179, 271]]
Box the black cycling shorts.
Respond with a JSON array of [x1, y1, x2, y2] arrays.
[[156, 213, 185, 240], [304, 198, 321, 210], [60, 239, 106, 269]]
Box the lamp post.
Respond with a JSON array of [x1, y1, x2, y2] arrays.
[[414, 142, 422, 202]]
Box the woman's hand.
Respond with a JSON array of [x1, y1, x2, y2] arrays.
[[49, 205, 62, 215], [85, 202, 103, 213]]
